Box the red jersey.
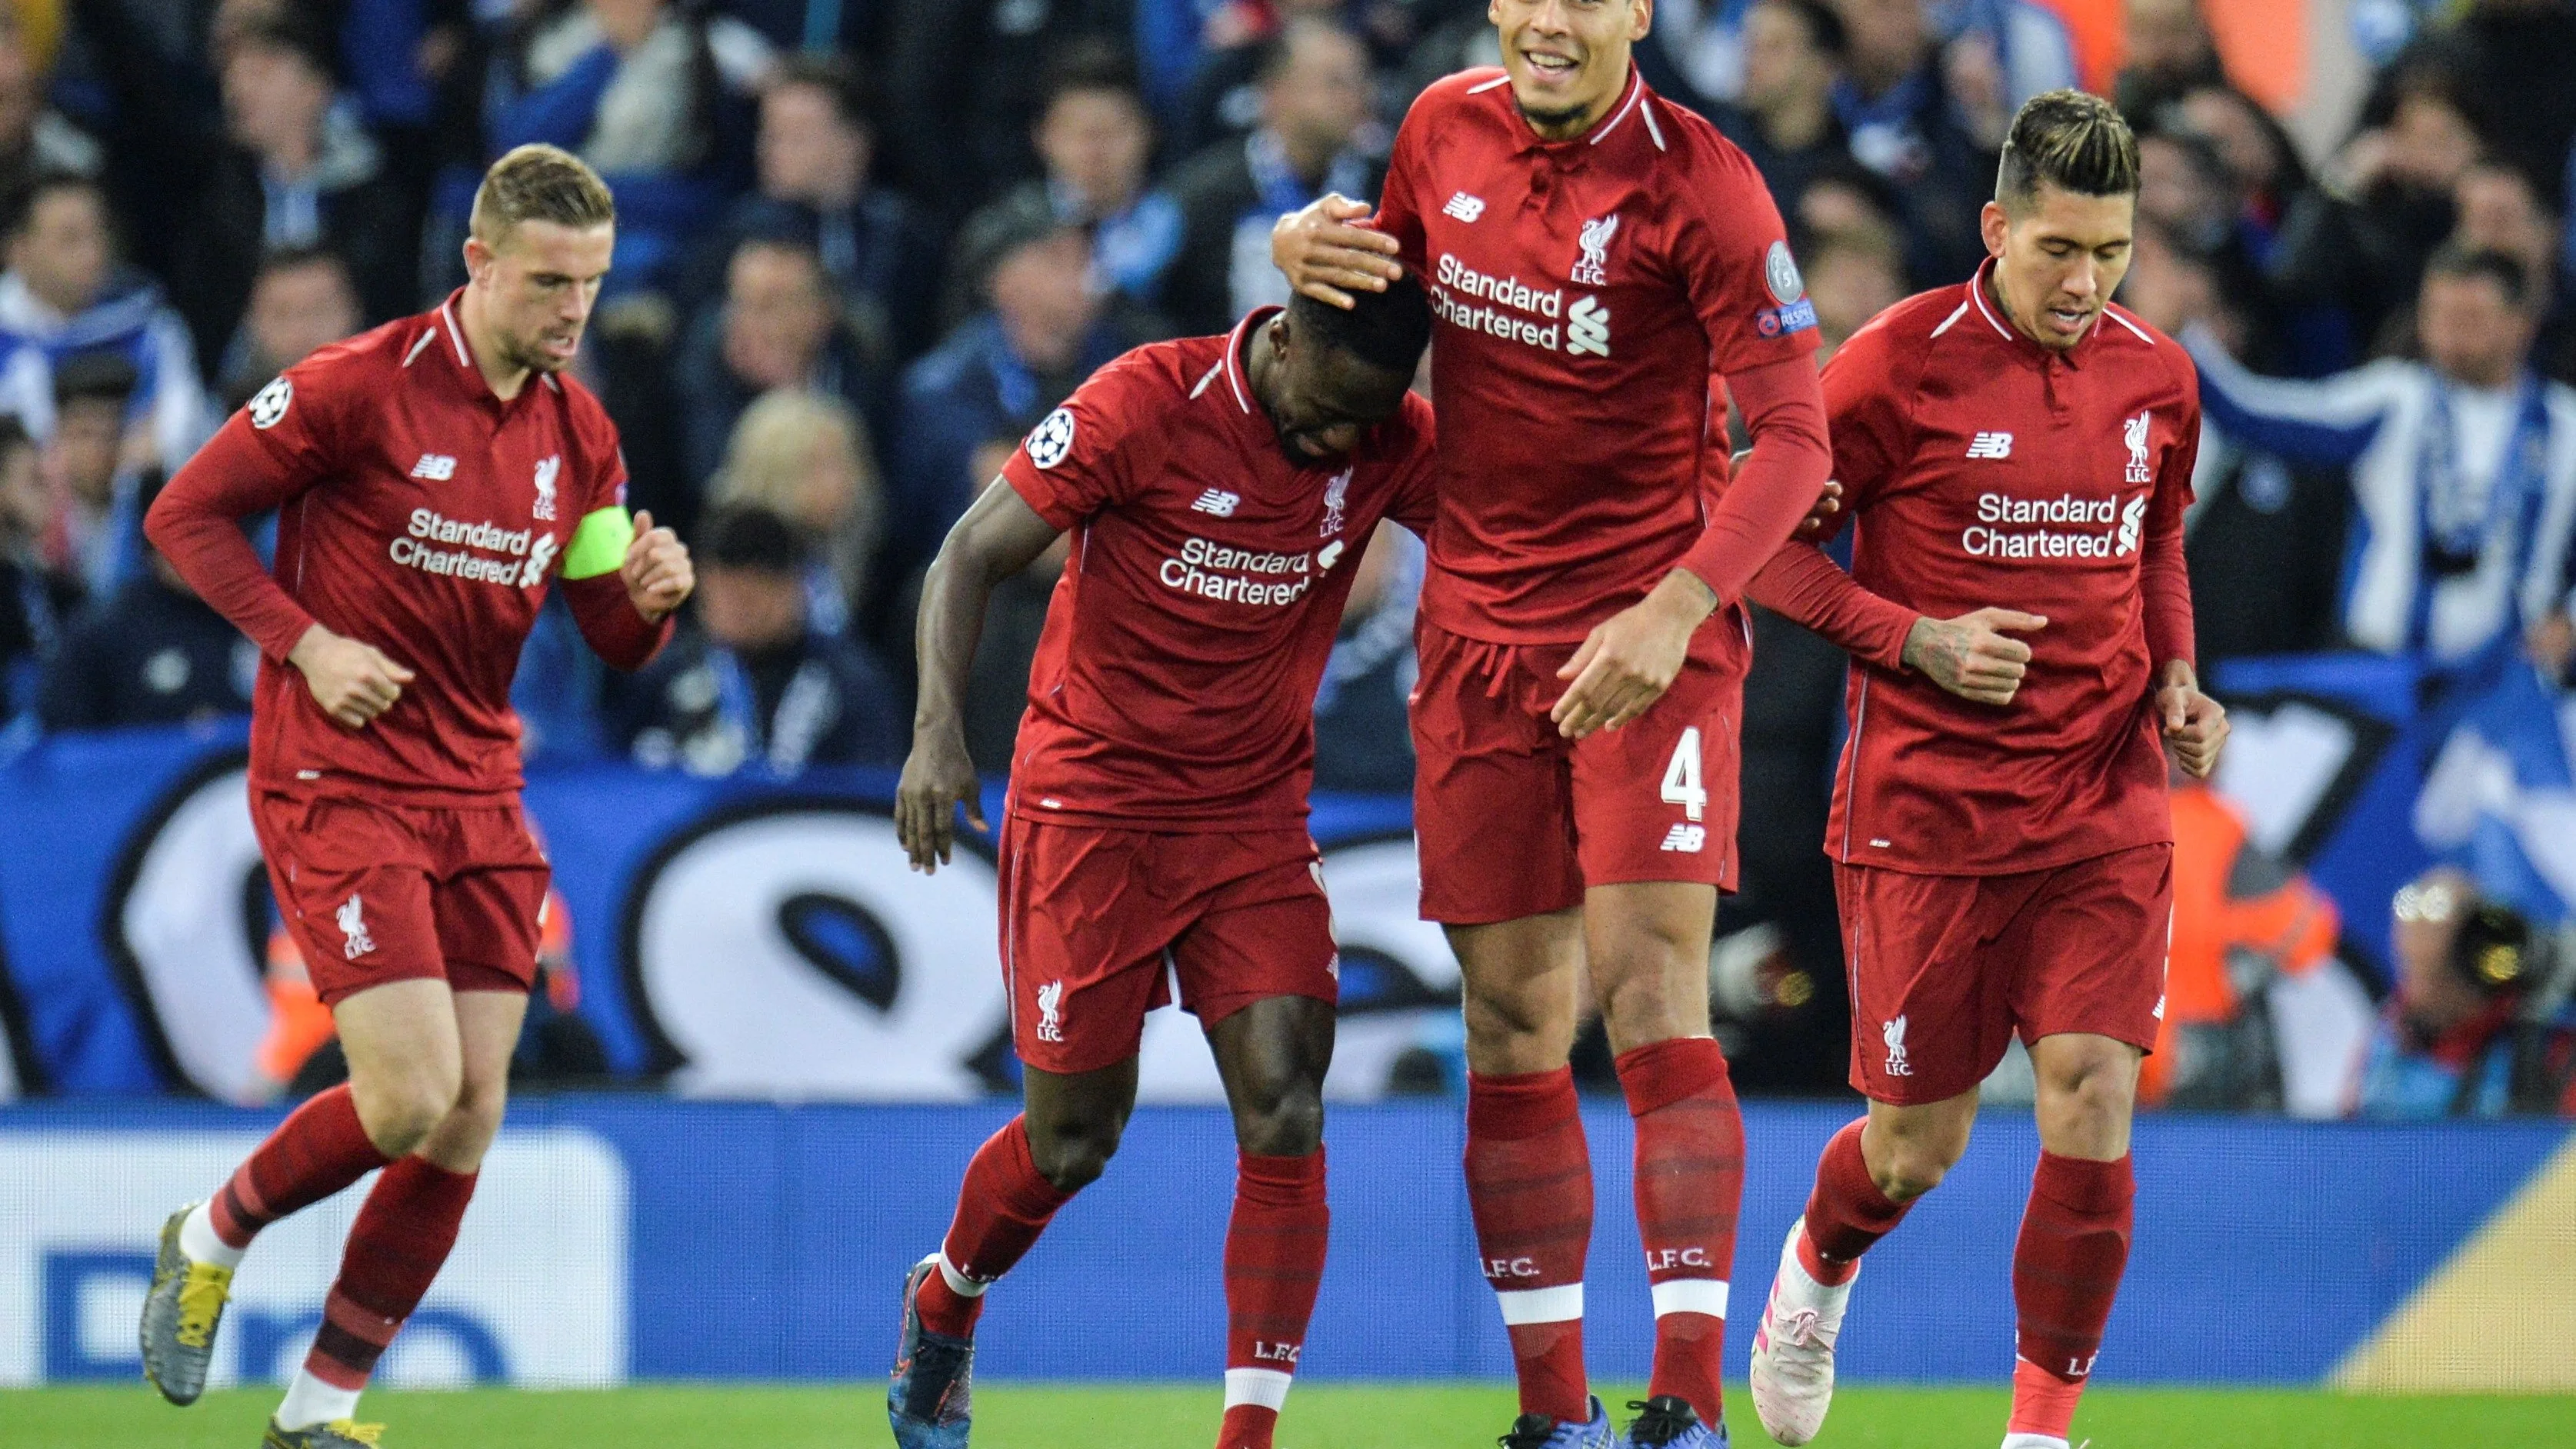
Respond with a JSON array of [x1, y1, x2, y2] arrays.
[[1750, 265, 2201, 875], [148, 294, 668, 804], [1372, 67, 1822, 642], [1001, 308, 1438, 831]]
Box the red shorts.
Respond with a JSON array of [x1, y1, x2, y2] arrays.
[[997, 816, 1337, 1075], [1410, 613, 1746, 924], [251, 791, 552, 1007], [1835, 843, 2173, 1104]]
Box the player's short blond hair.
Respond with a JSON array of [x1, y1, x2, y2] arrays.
[[1995, 90, 2139, 212], [469, 145, 616, 247]]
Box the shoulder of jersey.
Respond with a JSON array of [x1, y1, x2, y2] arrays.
[[1842, 283, 1978, 361], [285, 313, 422, 385], [1411, 67, 1511, 120]]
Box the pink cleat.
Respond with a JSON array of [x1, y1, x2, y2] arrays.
[[1748, 1218, 1853, 1447]]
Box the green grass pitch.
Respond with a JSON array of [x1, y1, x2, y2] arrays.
[[3, 1384, 2571, 1447]]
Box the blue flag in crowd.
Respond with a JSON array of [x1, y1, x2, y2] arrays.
[[2414, 664, 2576, 925]]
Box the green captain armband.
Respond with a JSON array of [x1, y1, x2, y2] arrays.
[[562, 505, 635, 580]]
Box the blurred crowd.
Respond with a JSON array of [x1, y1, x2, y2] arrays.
[[0, 0, 2570, 1110]]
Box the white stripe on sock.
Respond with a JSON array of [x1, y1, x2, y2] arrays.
[[1224, 1367, 1295, 1411], [1495, 1282, 1585, 1326], [936, 1253, 988, 1297], [275, 1371, 361, 1431], [1999, 1435, 2070, 1449], [1650, 1278, 1731, 1320]]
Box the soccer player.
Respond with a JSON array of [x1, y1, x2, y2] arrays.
[[1734, 92, 2228, 1449], [887, 282, 1436, 1449], [135, 145, 690, 1449], [1270, 1, 1831, 1443]]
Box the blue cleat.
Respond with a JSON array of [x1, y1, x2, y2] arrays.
[[1618, 1395, 1728, 1447], [888, 1255, 974, 1449], [1499, 1395, 1615, 1448]]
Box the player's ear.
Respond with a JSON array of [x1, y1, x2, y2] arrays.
[[1979, 201, 2011, 260]]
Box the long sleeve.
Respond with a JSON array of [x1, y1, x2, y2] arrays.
[[145, 399, 328, 662], [1674, 354, 1831, 605], [2141, 375, 2202, 673], [561, 573, 672, 671], [1746, 542, 1916, 671]]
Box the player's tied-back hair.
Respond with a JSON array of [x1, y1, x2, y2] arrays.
[[1995, 90, 2140, 212], [470, 144, 617, 245], [1291, 274, 1434, 375]]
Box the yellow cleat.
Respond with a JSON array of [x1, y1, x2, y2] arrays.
[[139, 1204, 235, 1406], [262, 1419, 386, 1447]]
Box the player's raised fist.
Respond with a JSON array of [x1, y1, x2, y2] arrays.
[[1272, 194, 1401, 311], [621, 509, 694, 622], [2157, 661, 2228, 779], [287, 623, 416, 730], [895, 730, 987, 874], [1902, 608, 2047, 706]]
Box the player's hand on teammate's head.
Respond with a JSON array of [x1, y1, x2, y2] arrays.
[[1273, 194, 1401, 311], [895, 730, 987, 874], [1901, 608, 2047, 707], [2157, 661, 2228, 779], [285, 622, 415, 730], [621, 510, 695, 622]]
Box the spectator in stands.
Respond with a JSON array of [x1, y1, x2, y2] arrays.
[[43, 351, 143, 595], [1800, 219, 1906, 361], [958, 41, 1179, 318], [676, 235, 877, 505], [0, 174, 208, 473], [2172, 82, 2313, 266], [2188, 245, 2576, 680], [881, 0, 1135, 223], [2448, 162, 2576, 386], [37, 471, 258, 730], [2112, 0, 2223, 117], [893, 191, 1151, 588], [216, 247, 363, 414], [1824, 0, 1995, 280], [0, 19, 100, 201], [0, 415, 72, 715], [709, 55, 938, 367], [2271, 62, 2484, 361], [2401, 0, 2576, 216], [160, 21, 412, 376], [708, 388, 882, 638], [2351, 868, 2576, 1118], [1161, 17, 1382, 338], [1713, 0, 1850, 219], [2146, 772, 2340, 1108], [1311, 519, 1420, 793], [610, 503, 902, 774], [487, 0, 775, 295]]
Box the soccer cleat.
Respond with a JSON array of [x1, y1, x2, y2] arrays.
[[888, 1254, 975, 1449], [1748, 1217, 1854, 1447], [1618, 1395, 1727, 1447], [1498, 1396, 1615, 1449], [140, 1202, 235, 1406], [262, 1419, 385, 1447]]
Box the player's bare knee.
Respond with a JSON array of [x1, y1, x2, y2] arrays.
[[1027, 1113, 1124, 1194], [1462, 980, 1575, 1070], [355, 1074, 454, 1158], [2037, 1053, 2137, 1150], [1874, 1137, 1960, 1202], [1233, 1079, 1324, 1158]]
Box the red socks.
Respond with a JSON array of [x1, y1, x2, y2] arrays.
[[304, 1157, 478, 1390], [1465, 1067, 1593, 1426], [1218, 1150, 1328, 1449], [916, 1117, 1076, 1339], [1615, 1038, 1741, 1431], [208, 1085, 394, 1249], [2009, 1152, 2134, 1439], [1798, 1118, 1913, 1286]]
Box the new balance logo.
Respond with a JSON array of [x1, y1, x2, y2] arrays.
[[1659, 824, 1706, 853], [1965, 432, 2013, 460], [1567, 295, 1611, 358], [1035, 980, 1065, 1043], [1882, 1015, 1911, 1077], [411, 453, 458, 480], [1443, 192, 1486, 222], [1191, 488, 1240, 517], [336, 893, 375, 960]]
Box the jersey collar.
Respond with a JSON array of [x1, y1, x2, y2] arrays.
[[424, 288, 559, 414], [1218, 305, 1277, 417], [1498, 65, 1665, 165], [1970, 256, 2101, 371]]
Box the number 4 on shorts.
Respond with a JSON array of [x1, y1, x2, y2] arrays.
[[1661, 727, 1706, 822]]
